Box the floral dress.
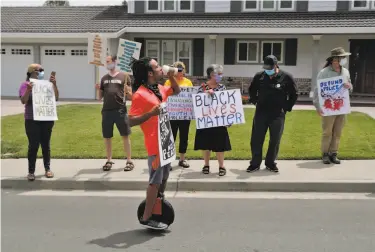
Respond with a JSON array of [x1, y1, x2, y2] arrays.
[[193, 83, 232, 152]]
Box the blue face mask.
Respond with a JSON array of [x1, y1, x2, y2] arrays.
[[38, 71, 45, 80], [215, 74, 223, 83], [264, 69, 275, 76]]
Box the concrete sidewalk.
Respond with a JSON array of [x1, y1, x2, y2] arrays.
[[1, 159, 374, 193]]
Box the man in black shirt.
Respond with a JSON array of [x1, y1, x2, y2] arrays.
[[247, 55, 298, 173]]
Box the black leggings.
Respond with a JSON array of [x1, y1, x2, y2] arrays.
[[25, 120, 54, 174], [170, 120, 191, 154]]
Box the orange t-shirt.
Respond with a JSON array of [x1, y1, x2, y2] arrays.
[[129, 85, 174, 156]]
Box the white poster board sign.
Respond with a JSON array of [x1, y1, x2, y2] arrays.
[[158, 102, 176, 167], [317, 76, 351, 116], [117, 39, 142, 75], [167, 87, 198, 120], [192, 89, 245, 129], [88, 33, 107, 67], [31, 79, 58, 121]]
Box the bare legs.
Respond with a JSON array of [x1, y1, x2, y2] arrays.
[[122, 136, 132, 162], [104, 138, 112, 161], [202, 150, 225, 168]]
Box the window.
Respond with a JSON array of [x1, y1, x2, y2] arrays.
[[261, 41, 284, 64], [71, 49, 87, 56], [179, 0, 192, 12], [237, 41, 259, 63], [373, 0, 375, 8], [243, 0, 259, 11], [351, 0, 370, 10], [146, 40, 160, 62], [161, 40, 175, 66], [177, 40, 191, 75], [1, 49, 6, 54], [279, 0, 294, 10], [163, 0, 176, 11], [146, 0, 160, 12], [11, 49, 31, 55], [261, 0, 276, 11], [44, 49, 65, 56]]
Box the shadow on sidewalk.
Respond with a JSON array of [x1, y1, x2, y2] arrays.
[[296, 161, 334, 169], [231, 169, 278, 179], [87, 229, 170, 249], [73, 167, 124, 178]]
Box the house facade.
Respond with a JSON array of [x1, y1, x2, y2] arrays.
[[1, 0, 375, 100]]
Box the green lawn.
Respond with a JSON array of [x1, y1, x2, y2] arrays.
[[1, 104, 375, 159]]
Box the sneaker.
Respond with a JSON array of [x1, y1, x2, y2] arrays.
[[322, 153, 331, 164], [246, 165, 260, 173], [265, 164, 279, 173], [329, 153, 341, 164], [178, 159, 190, 168], [140, 219, 168, 230]]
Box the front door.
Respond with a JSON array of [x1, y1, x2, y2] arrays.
[[349, 39, 375, 94]]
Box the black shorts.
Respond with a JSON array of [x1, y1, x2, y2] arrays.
[[102, 109, 131, 138]]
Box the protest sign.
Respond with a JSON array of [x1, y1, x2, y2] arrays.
[[167, 87, 198, 120], [317, 76, 351, 116], [192, 89, 245, 129], [31, 79, 58, 121], [117, 39, 142, 75], [158, 102, 176, 167], [88, 33, 107, 67]]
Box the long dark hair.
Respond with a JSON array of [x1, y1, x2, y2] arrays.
[[130, 57, 162, 101], [323, 58, 333, 68]]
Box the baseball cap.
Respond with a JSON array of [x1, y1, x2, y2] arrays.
[[263, 55, 278, 70]]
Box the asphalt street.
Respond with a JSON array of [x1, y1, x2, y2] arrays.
[[2, 190, 375, 252]]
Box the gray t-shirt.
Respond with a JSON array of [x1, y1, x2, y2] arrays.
[[100, 72, 131, 112]]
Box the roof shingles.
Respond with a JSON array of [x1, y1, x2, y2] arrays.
[[1, 6, 375, 33]]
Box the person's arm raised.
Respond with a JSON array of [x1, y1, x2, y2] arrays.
[[167, 73, 181, 95]]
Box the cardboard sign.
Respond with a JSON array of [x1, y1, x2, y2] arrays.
[[167, 87, 198, 120], [192, 89, 245, 129], [317, 76, 351, 116], [88, 33, 107, 66], [117, 39, 142, 75], [31, 79, 58, 121], [158, 102, 176, 167]]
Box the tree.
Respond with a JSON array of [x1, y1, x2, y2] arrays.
[[43, 0, 70, 7]]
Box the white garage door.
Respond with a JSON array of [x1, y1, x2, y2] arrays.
[[1, 45, 34, 97], [40, 45, 95, 99]]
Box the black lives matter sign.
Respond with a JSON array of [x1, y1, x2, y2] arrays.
[[31, 79, 58, 121], [158, 102, 176, 166], [192, 89, 245, 129]]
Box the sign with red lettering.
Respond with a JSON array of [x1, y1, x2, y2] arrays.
[[192, 89, 245, 129]]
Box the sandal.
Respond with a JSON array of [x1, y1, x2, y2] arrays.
[[102, 161, 114, 171], [219, 167, 226, 177], [27, 173, 35, 181], [202, 165, 210, 174], [45, 170, 54, 178], [178, 160, 190, 168], [124, 161, 134, 172]]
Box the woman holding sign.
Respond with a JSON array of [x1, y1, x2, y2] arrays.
[[313, 47, 353, 165], [164, 61, 193, 169], [19, 63, 59, 181], [194, 64, 231, 176]]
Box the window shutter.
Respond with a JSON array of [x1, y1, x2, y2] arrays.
[[224, 39, 236, 65], [193, 38, 204, 76], [284, 39, 298, 66], [134, 38, 145, 58]]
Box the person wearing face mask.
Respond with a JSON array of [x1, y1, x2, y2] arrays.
[[164, 61, 193, 169], [19, 63, 59, 181], [194, 64, 232, 177], [313, 47, 352, 165], [95, 55, 134, 172], [247, 55, 298, 173]]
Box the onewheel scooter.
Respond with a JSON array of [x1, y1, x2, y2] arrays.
[[137, 192, 175, 229]]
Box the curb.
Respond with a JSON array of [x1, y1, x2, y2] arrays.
[[1, 177, 375, 193]]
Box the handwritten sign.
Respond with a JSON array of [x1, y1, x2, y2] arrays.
[[158, 102, 176, 166], [117, 39, 142, 75], [192, 89, 245, 129], [317, 76, 351, 116], [88, 33, 107, 66], [31, 79, 58, 121], [167, 87, 198, 120]]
